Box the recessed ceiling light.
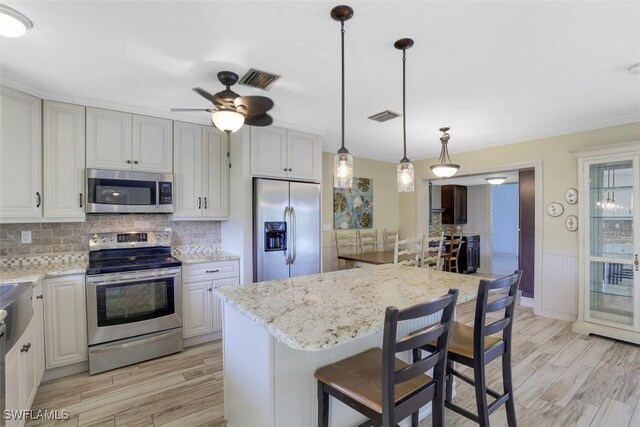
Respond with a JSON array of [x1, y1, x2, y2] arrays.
[[629, 63, 640, 75], [0, 4, 33, 38], [486, 177, 507, 185]]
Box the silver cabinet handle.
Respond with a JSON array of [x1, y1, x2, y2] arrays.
[[206, 269, 220, 273], [36, 192, 41, 208], [204, 197, 207, 209], [36, 295, 43, 300], [198, 197, 202, 209], [79, 193, 83, 208], [290, 207, 297, 264]]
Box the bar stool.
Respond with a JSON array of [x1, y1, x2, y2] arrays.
[[315, 289, 459, 427], [422, 270, 522, 426]]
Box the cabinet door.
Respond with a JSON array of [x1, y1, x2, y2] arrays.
[[43, 101, 86, 219], [454, 186, 468, 224], [21, 321, 38, 411], [250, 126, 288, 178], [132, 115, 173, 173], [33, 281, 46, 383], [202, 126, 229, 219], [86, 107, 133, 171], [44, 275, 88, 368], [183, 281, 213, 338], [5, 344, 20, 424], [212, 277, 240, 332], [173, 122, 203, 218], [287, 130, 321, 181], [0, 86, 42, 219]]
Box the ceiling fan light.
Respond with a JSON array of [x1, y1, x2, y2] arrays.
[[397, 161, 414, 192], [211, 110, 244, 133], [431, 164, 460, 178], [0, 5, 33, 38], [486, 177, 507, 185], [334, 150, 353, 189]]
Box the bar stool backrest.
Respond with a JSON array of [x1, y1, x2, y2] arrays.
[[381, 289, 459, 426], [473, 270, 523, 361], [394, 234, 423, 267]]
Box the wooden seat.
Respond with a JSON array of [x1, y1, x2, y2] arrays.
[[394, 234, 423, 267], [442, 233, 463, 273], [316, 290, 459, 427], [335, 230, 359, 270], [422, 232, 444, 270], [383, 229, 399, 251], [421, 271, 522, 427], [358, 229, 380, 254]]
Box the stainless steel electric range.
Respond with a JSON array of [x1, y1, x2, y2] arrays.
[[86, 231, 183, 375]]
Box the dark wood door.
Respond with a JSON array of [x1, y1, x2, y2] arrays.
[[518, 169, 535, 298]]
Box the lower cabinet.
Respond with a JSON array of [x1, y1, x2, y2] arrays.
[[182, 261, 240, 338], [43, 274, 88, 368]]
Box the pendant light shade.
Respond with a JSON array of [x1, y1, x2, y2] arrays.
[[395, 38, 415, 193], [430, 127, 460, 178], [211, 110, 245, 133], [331, 5, 354, 189]]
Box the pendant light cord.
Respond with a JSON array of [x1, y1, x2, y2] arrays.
[[341, 18, 345, 151], [402, 48, 407, 161]]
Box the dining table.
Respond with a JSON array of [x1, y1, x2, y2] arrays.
[[339, 244, 451, 268]]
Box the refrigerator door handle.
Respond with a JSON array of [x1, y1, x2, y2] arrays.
[[290, 207, 297, 264], [283, 206, 291, 265]]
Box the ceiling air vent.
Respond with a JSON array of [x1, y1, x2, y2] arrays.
[[368, 110, 401, 122], [239, 68, 281, 91]]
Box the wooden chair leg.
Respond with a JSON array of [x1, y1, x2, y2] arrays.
[[445, 360, 454, 403], [502, 353, 517, 427], [473, 362, 490, 427], [432, 377, 445, 427], [317, 381, 329, 427]]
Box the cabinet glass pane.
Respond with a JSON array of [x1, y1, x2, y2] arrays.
[[589, 161, 634, 260], [589, 261, 634, 326]]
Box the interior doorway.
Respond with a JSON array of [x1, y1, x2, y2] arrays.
[[491, 183, 519, 275]]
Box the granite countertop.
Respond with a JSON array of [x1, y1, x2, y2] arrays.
[[216, 264, 480, 351], [172, 251, 240, 264], [0, 260, 88, 285]]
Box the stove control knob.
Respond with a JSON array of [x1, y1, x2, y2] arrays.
[[163, 234, 169, 240], [101, 237, 108, 243], [91, 235, 99, 244], [156, 234, 161, 240]]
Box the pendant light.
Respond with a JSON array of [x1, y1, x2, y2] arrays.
[[395, 38, 415, 193], [430, 127, 460, 178], [331, 5, 354, 189]]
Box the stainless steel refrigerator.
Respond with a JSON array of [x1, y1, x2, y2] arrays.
[[253, 178, 321, 282]]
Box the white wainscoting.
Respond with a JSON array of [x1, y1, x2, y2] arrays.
[[540, 250, 579, 322]]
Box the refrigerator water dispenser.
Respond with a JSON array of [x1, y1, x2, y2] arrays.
[[264, 222, 287, 251]]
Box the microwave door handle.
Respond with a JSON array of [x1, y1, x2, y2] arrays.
[[155, 179, 160, 210]]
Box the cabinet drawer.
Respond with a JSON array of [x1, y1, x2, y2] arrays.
[[183, 261, 239, 282]]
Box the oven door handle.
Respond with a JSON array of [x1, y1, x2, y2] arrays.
[[87, 268, 181, 285], [155, 179, 160, 210], [90, 329, 181, 353]]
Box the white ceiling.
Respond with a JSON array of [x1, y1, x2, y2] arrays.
[[1, 1, 639, 162]]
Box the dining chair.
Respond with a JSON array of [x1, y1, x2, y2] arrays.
[[394, 234, 423, 267], [335, 230, 359, 270], [383, 229, 399, 251], [358, 229, 380, 253], [443, 232, 463, 273], [422, 232, 445, 270], [315, 289, 459, 427], [421, 271, 522, 427]]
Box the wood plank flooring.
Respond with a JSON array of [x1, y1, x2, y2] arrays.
[[29, 302, 640, 427]]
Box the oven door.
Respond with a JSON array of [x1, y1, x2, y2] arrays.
[[86, 268, 182, 345], [86, 169, 173, 213]]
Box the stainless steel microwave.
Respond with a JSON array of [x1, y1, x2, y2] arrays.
[[86, 169, 173, 213]]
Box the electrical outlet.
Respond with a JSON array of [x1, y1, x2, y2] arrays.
[[21, 230, 32, 244], [322, 224, 332, 232]]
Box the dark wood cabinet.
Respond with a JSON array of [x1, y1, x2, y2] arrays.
[[445, 234, 480, 274], [441, 185, 467, 225]]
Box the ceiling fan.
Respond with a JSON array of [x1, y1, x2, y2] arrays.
[[171, 71, 274, 133]]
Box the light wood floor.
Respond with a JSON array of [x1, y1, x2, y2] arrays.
[[29, 302, 640, 427]]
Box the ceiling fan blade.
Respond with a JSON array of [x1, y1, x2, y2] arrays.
[[170, 108, 212, 112], [245, 114, 273, 127], [234, 96, 274, 115], [192, 87, 217, 103]]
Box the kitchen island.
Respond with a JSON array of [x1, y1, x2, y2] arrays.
[[216, 264, 480, 427]]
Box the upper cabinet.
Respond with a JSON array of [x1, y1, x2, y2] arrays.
[[0, 86, 42, 219], [86, 107, 172, 173], [441, 185, 468, 225], [44, 101, 85, 219], [251, 126, 322, 182], [174, 122, 229, 220]]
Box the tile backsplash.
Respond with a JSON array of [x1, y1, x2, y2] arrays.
[[0, 215, 221, 256]]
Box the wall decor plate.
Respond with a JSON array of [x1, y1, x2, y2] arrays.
[[546, 202, 564, 217], [565, 188, 578, 205], [565, 214, 578, 231]]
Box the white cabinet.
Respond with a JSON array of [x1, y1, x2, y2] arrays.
[[182, 260, 239, 338], [43, 274, 88, 368], [250, 126, 322, 182], [33, 280, 45, 382], [43, 101, 85, 219], [173, 122, 229, 220], [573, 144, 640, 344], [86, 108, 172, 173], [0, 86, 42, 220]]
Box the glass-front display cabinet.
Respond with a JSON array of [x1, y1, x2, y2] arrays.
[[573, 144, 640, 343]]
